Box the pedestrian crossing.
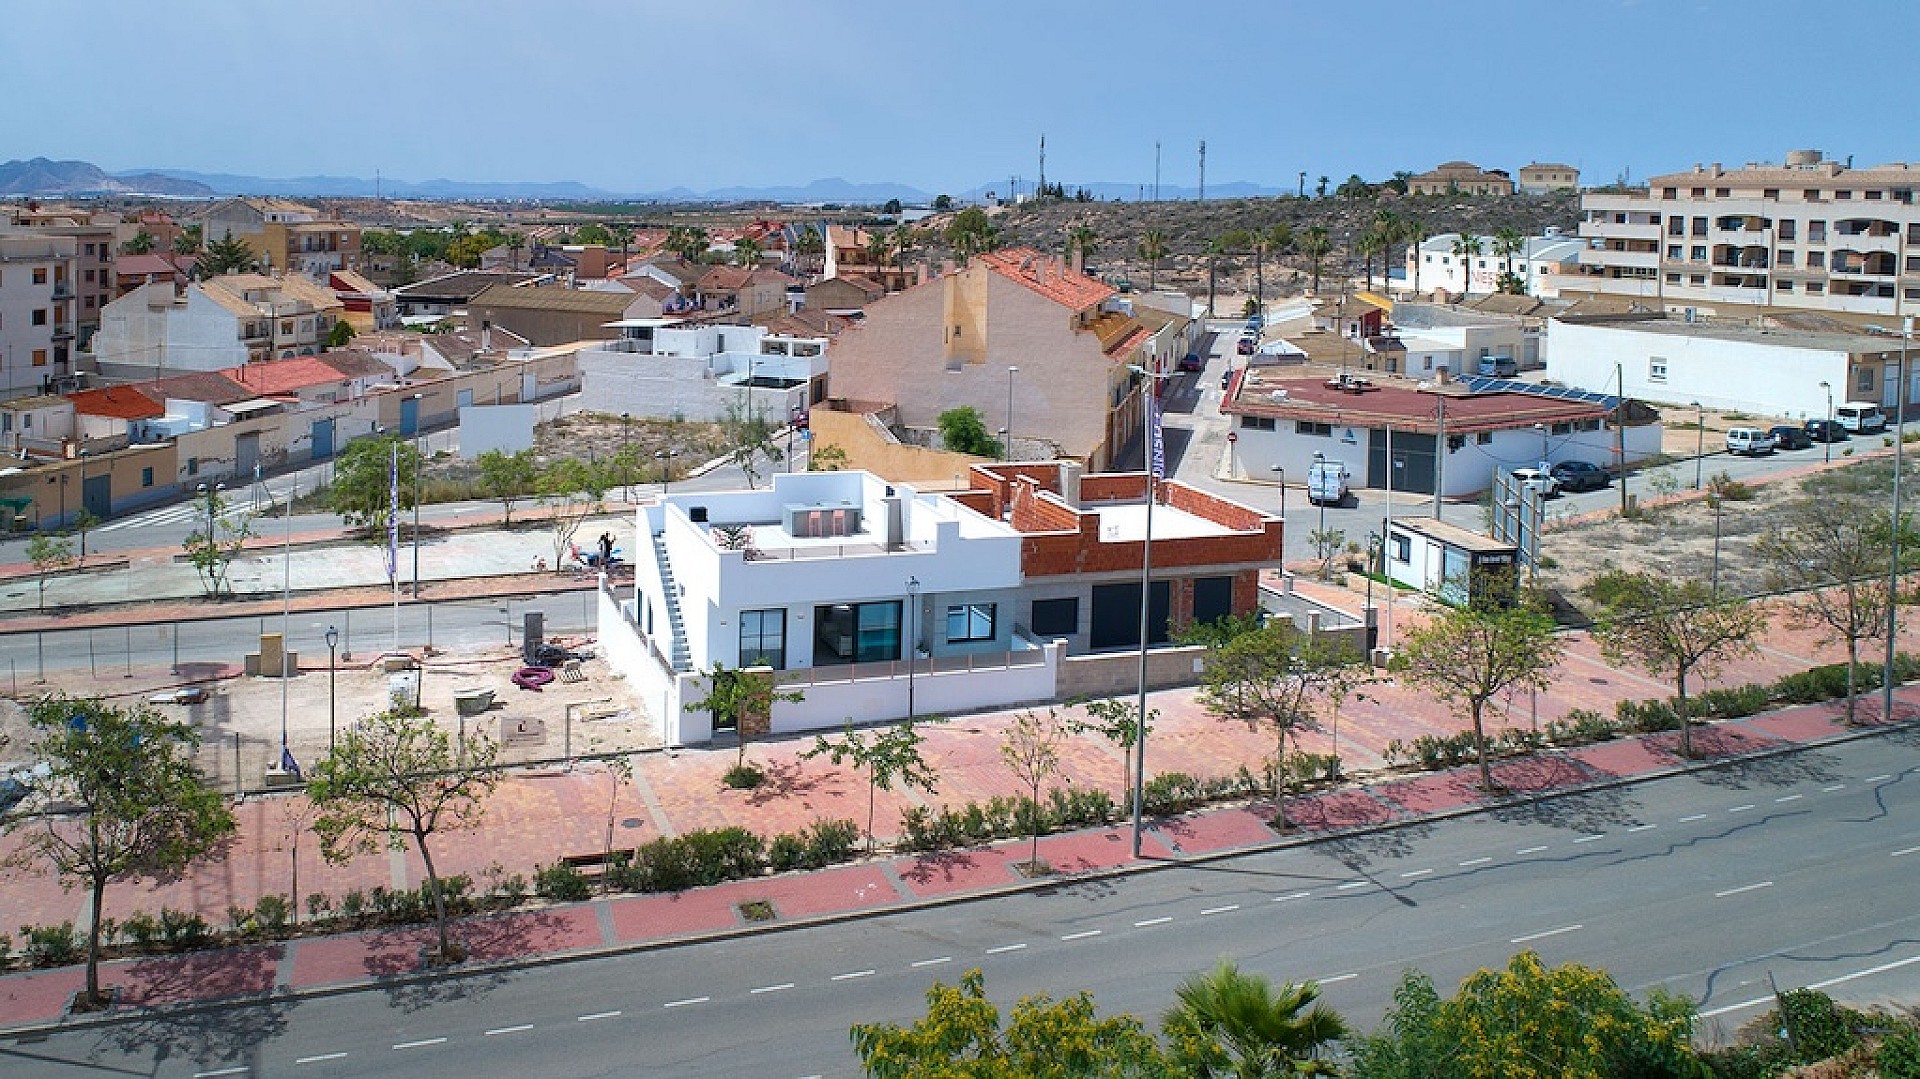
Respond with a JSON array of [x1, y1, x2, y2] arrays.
[[96, 481, 300, 534]]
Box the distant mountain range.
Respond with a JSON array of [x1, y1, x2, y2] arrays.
[[0, 157, 1288, 205]]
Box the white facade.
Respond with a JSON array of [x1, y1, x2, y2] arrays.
[[0, 231, 77, 399], [1545, 318, 1910, 419], [1406, 232, 1585, 298], [577, 321, 828, 422], [1398, 323, 1531, 378], [93, 281, 251, 374]]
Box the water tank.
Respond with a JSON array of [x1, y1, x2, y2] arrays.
[[1785, 149, 1824, 167], [689, 506, 708, 523]]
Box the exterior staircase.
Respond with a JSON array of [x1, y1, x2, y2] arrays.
[[650, 530, 693, 672]]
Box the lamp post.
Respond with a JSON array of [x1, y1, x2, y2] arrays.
[[1269, 464, 1286, 525], [905, 576, 920, 722], [410, 393, 425, 599], [1692, 401, 1705, 489], [1532, 422, 1548, 470], [1125, 363, 1175, 858], [787, 405, 801, 473], [655, 449, 679, 494], [1311, 451, 1328, 540], [325, 625, 339, 754], [1365, 529, 1380, 650], [1820, 380, 1835, 464], [1885, 316, 1909, 723], [1709, 492, 1724, 599], [620, 412, 632, 500], [1004, 365, 1019, 462]]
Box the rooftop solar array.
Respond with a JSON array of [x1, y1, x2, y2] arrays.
[[1463, 376, 1621, 411]]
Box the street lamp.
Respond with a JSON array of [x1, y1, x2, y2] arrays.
[[1004, 365, 1019, 462], [655, 449, 680, 494], [1819, 380, 1834, 464], [620, 412, 632, 500], [1124, 362, 1178, 858], [325, 625, 339, 753], [1311, 451, 1328, 540], [1692, 401, 1705, 489], [410, 393, 425, 599], [1531, 422, 1548, 469], [1885, 316, 1910, 723], [905, 576, 920, 722], [1269, 465, 1286, 524]]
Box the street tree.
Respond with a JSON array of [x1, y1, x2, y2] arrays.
[[686, 662, 804, 780], [122, 230, 155, 255], [938, 405, 1000, 458], [802, 719, 941, 852], [181, 489, 257, 598], [1196, 620, 1361, 827], [307, 707, 500, 964], [70, 508, 98, 563], [1163, 961, 1347, 1078], [474, 448, 538, 527], [325, 320, 355, 348], [1753, 496, 1917, 724], [1308, 527, 1347, 581], [1139, 228, 1168, 293], [5, 694, 235, 1010], [865, 230, 891, 274], [25, 532, 74, 610], [1069, 697, 1156, 806], [719, 397, 783, 489], [1584, 569, 1764, 759], [1394, 580, 1563, 791], [538, 456, 608, 571], [851, 967, 1178, 1079], [198, 228, 257, 276], [1492, 226, 1527, 294], [1300, 225, 1331, 294], [324, 434, 419, 533], [173, 223, 203, 256], [732, 235, 763, 268], [1000, 709, 1066, 874], [944, 208, 996, 259], [1406, 220, 1431, 294]]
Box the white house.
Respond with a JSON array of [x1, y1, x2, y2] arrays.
[[1382, 518, 1521, 607], [1544, 316, 1912, 419], [577, 320, 828, 423], [1407, 231, 1586, 299]]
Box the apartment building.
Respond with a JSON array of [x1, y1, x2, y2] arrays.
[[6, 209, 116, 344], [1554, 150, 1920, 320], [200, 198, 361, 277], [0, 231, 78, 399], [93, 273, 346, 377]]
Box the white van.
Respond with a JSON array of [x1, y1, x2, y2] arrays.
[[1725, 427, 1775, 456], [1835, 401, 1886, 433]]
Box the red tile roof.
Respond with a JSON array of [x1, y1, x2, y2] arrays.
[[977, 247, 1116, 311], [1103, 325, 1151, 357], [217, 357, 350, 396], [67, 385, 164, 420]]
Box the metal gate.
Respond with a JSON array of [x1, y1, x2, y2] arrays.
[[81, 473, 110, 520], [399, 396, 420, 437], [234, 431, 261, 479], [310, 418, 334, 461]]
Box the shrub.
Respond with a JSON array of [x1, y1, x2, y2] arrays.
[[1691, 683, 1772, 719], [306, 894, 332, 922], [1616, 698, 1679, 733], [767, 833, 808, 872], [1707, 471, 1754, 501], [722, 763, 765, 789], [20, 922, 79, 968], [1548, 708, 1618, 745], [253, 895, 292, 937], [121, 911, 162, 950], [1142, 772, 1203, 815], [158, 908, 213, 951], [803, 818, 861, 866], [1776, 988, 1859, 1065], [534, 863, 593, 903], [1880, 1027, 1920, 1079], [340, 890, 366, 924], [618, 827, 767, 893]]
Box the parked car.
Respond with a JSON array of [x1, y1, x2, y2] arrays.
[[1725, 426, 1776, 456], [1236, 337, 1256, 355], [1767, 424, 1813, 451], [1549, 460, 1610, 492], [1220, 367, 1236, 391], [1836, 401, 1887, 433], [1512, 467, 1560, 498], [1805, 418, 1849, 443], [1176, 352, 1204, 373]]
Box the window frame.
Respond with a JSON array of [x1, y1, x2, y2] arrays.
[[945, 602, 996, 643]]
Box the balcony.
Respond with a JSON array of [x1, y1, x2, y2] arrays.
[[50, 282, 72, 300], [1579, 219, 1660, 242]]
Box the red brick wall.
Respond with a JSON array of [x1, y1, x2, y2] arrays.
[[1079, 473, 1145, 501], [1010, 478, 1085, 534], [1164, 482, 1269, 531]]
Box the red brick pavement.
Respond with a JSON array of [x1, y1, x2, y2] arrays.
[[701, 863, 900, 921], [609, 888, 740, 940], [1153, 808, 1278, 855]]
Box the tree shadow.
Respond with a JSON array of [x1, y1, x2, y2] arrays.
[[1694, 746, 1846, 791], [743, 759, 832, 807], [91, 994, 296, 1078], [113, 944, 281, 1008], [1487, 787, 1646, 833], [1314, 819, 1437, 870], [1275, 789, 1395, 833], [897, 849, 984, 887], [357, 909, 576, 1011]]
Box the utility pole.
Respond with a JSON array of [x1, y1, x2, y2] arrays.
[[1197, 140, 1206, 202], [1038, 134, 1046, 196], [1153, 141, 1160, 202], [1616, 361, 1629, 517], [1299, 171, 1307, 199]]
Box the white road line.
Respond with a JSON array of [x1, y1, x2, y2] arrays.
[[1135, 916, 1173, 927], [1703, 953, 1920, 1019], [1273, 890, 1312, 901], [751, 983, 794, 994], [832, 969, 878, 979], [985, 944, 1027, 955], [1679, 813, 1708, 822], [1700, 996, 1771, 1018], [577, 1010, 620, 1022], [485, 1025, 533, 1036], [1628, 824, 1657, 832], [1200, 904, 1241, 915], [1776, 794, 1803, 803], [1400, 869, 1433, 879], [296, 1053, 348, 1064], [1869, 774, 1894, 783], [1516, 845, 1549, 855], [194, 1069, 250, 1077], [1510, 924, 1583, 944], [393, 1038, 447, 1051], [1715, 881, 1774, 898], [664, 996, 709, 1008], [1318, 973, 1358, 984], [1823, 784, 1847, 792], [1729, 804, 1756, 813], [1574, 834, 1606, 843], [1892, 846, 1920, 858], [1459, 856, 1492, 866], [1061, 930, 1102, 941], [911, 956, 952, 967]]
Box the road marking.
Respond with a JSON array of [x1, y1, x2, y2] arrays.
[[1679, 814, 1708, 822], [1273, 890, 1312, 902], [1703, 954, 1920, 1019], [833, 969, 878, 979], [296, 1053, 348, 1064], [1517, 845, 1549, 855], [578, 1010, 621, 1022], [664, 996, 709, 1008], [1700, 996, 1771, 1018], [1776, 794, 1803, 803], [985, 944, 1027, 955], [1729, 804, 1756, 813], [485, 1025, 533, 1036], [1400, 869, 1432, 879], [1318, 973, 1358, 984], [393, 1038, 447, 1051], [1511, 924, 1583, 944], [1459, 857, 1492, 867], [751, 983, 794, 994], [1135, 916, 1173, 927], [1200, 904, 1241, 915], [1628, 824, 1657, 832], [1869, 775, 1894, 783], [194, 1069, 250, 1077], [911, 956, 952, 968], [1574, 834, 1606, 843], [1715, 881, 1774, 898], [1892, 846, 1920, 858], [1823, 784, 1847, 792], [1061, 930, 1102, 941]]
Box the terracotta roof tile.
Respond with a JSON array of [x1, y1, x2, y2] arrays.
[[977, 247, 1116, 311], [217, 357, 351, 396], [66, 386, 163, 420]]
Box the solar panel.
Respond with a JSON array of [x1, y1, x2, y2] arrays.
[[1462, 375, 1619, 411]]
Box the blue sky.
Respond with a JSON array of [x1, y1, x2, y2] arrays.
[[5, 0, 1915, 194]]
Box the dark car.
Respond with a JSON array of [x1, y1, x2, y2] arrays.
[[1236, 337, 1256, 355], [1549, 460, 1611, 492], [1220, 367, 1235, 391], [1176, 352, 1205, 373], [1768, 424, 1813, 451], [1805, 418, 1849, 443]]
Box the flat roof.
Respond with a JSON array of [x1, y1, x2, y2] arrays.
[[1559, 317, 1895, 353], [1094, 502, 1236, 542], [1392, 517, 1516, 554]]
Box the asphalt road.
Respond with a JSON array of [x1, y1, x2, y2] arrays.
[[7, 729, 1918, 1077]]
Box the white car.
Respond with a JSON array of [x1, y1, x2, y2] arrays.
[[1511, 467, 1560, 498]]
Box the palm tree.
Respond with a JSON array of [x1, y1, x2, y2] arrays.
[[1068, 223, 1097, 267], [505, 231, 527, 271], [1492, 226, 1526, 293], [1450, 231, 1485, 297], [890, 224, 917, 285], [793, 228, 824, 275], [732, 235, 763, 268], [1139, 228, 1169, 292], [1406, 220, 1430, 295], [1370, 211, 1402, 293], [1300, 226, 1331, 295], [1204, 233, 1238, 317], [1353, 228, 1382, 293], [1164, 961, 1347, 1078], [1251, 223, 1292, 314]]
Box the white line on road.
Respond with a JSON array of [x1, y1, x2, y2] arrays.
[[832, 969, 878, 979], [985, 944, 1027, 955], [296, 1053, 348, 1064], [1892, 846, 1920, 858], [751, 983, 795, 994], [1201, 904, 1241, 915], [1274, 890, 1312, 901], [1702, 953, 1920, 1019], [1700, 996, 1771, 1018], [1516, 846, 1549, 855], [1400, 869, 1433, 879], [1337, 881, 1368, 890], [194, 1069, 250, 1077], [1575, 834, 1606, 843], [1510, 924, 1583, 944], [1869, 775, 1894, 783], [911, 956, 952, 967], [1823, 784, 1847, 792], [1628, 824, 1657, 832], [1135, 916, 1174, 927], [1715, 881, 1774, 898], [1776, 794, 1803, 803], [578, 1010, 621, 1022], [1061, 930, 1102, 941], [393, 1038, 447, 1051], [664, 996, 710, 1008], [485, 1025, 533, 1036], [1729, 804, 1756, 813], [1459, 857, 1492, 866], [1318, 973, 1358, 984], [1679, 814, 1708, 822]]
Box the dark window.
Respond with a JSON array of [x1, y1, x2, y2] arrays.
[[739, 608, 786, 670], [31, 309, 46, 326], [1192, 576, 1234, 626], [945, 602, 996, 642], [140, 467, 153, 488], [1391, 534, 1412, 562], [1030, 597, 1078, 637], [1089, 581, 1170, 650]]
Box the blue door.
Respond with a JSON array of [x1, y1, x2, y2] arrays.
[[311, 418, 335, 461], [81, 474, 111, 521], [399, 396, 419, 437]]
